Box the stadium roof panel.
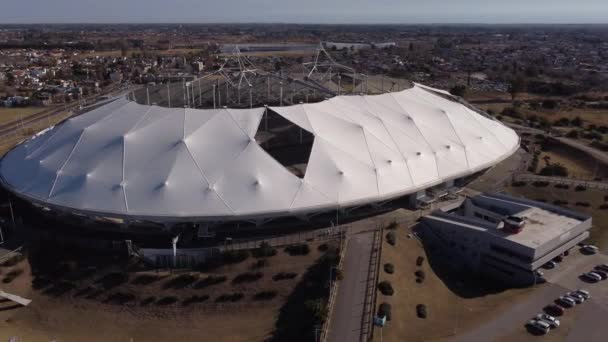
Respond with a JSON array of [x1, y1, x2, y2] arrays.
[[0, 84, 519, 222]]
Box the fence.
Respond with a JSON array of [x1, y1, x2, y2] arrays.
[[514, 173, 608, 190]]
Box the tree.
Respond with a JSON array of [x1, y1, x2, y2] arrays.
[[449, 85, 467, 97], [508, 75, 527, 101]]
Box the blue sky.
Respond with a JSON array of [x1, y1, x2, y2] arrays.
[[1, 0, 607, 24]]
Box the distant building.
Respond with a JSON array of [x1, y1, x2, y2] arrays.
[[421, 193, 592, 286], [323, 42, 396, 50]]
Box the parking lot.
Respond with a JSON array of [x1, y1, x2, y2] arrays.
[[450, 248, 608, 341]]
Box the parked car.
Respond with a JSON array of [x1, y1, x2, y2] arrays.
[[416, 304, 427, 319], [574, 289, 590, 300], [536, 313, 560, 328], [594, 270, 608, 280], [596, 264, 608, 272], [582, 245, 599, 254], [553, 255, 563, 263], [566, 292, 585, 304], [544, 304, 565, 317], [544, 261, 557, 269], [526, 319, 550, 335], [535, 270, 544, 277], [557, 296, 576, 308], [583, 272, 602, 282]]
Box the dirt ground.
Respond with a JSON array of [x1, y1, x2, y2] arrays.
[[373, 226, 533, 341], [535, 148, 608, 180], [0, 110, 72, 156], [0, 107, 51, 126], [0, 243, 327, 342]]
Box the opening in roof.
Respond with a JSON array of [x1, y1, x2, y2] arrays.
[[254, 109, 314, 179]]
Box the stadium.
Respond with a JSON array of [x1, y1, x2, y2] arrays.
[[0, 49, 519, 237]]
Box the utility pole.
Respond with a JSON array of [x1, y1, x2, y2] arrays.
[[167, 83, 171, 107], [212, 84, 216, 109]]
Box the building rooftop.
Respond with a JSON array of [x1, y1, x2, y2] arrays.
[[487, 206, 583, 249]]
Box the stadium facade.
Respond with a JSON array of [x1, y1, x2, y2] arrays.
[[0, 83, 519, 226]]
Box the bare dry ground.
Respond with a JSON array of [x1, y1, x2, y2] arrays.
[[0, 243, 328, 342], [0, 106, 51, 126], [373, 226, 533, 341], [0, 110, 72, 156]]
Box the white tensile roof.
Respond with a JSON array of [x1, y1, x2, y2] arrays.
[[0, 84, 519, 222]]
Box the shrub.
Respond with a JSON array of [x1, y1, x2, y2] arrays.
[[378, 281, 394, 296], [386, 232, 396, 246], [575, 185, 587, 192], [182, 295, 209, 306], [215, 293, 244, 303], [0, 254, 25, 267], [285, 244, 310, 256], [416, 256, 425, 266], [254, 290, 278, 301], [140, 296, 156, 306], [554, 184, 569, 190], [132, 274, 161, 285], [317, 243, 329, 252], [539, 164, 569, 177], [252, 259, 269, 269], [194, 275, 227, 289], [511, 181, 527, 187], [566, 130, 580, 139], [416, 304, 428, 318], [304, 299, 328, 322], [335, 268, 344, 281], [553, 200, 569, 206], [532, 181, 550, 187], [273, 272, 298, 281], [222, 250, 250, 263], [378, 302, 392, 321], [232, 272, 263, 284], [105, 292, 136, 305], [604, 195, 608, 202], [386, 220, 398, 230], [163, 274, 197, 289], [2, 268, 23, 284], [384, 263, 394, 274], [96, 272, 129, 290], [575, 202, 591, 207], [599, 204, 608, 210], [252, 242, 277, 258], [156, 296, 179, 305]]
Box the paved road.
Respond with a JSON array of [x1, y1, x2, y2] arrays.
[[327, 231, 375, 342], [451, 250, 608, 341]]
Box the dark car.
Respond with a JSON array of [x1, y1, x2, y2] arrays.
[[544, 304, 565, 317], [553, 255, 563, 263], [416, 304, 427, 318]]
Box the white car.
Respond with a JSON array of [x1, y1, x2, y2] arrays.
[[565, 292, 584, 304], [536, 313, 560, 328], [557, 296, 576, 307], [527, 319, 550, 334], [574, 289, 590, 299], [582, 245, 599, 254], [583, 272, 602, 282]]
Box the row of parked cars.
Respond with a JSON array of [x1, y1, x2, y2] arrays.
[[582, 263, 608, 282], [526, 289, 591, 335]]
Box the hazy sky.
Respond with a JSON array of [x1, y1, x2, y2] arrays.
[[1, 0, 607, 24]]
